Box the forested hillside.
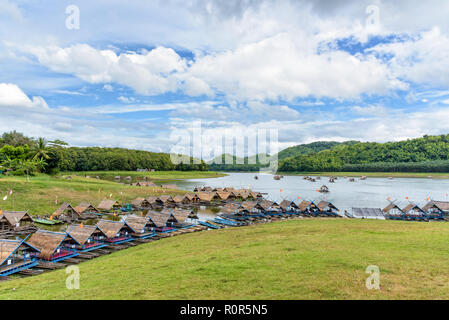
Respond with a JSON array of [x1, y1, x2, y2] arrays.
[[0, 131, 207, 175], [278, 134, 449, 172]]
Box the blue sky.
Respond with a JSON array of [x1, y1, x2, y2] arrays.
[[1, 0, 449, 158]]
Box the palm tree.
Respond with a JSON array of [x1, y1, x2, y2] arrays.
[[32, 137, 50, 161]]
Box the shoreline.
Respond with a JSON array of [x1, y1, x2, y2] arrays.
[[276, 172, 449, 179]]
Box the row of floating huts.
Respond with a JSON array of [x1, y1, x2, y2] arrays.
[[0, 208, 203, 277]]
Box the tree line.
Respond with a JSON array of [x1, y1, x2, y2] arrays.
[[0, 131, 207, 175]]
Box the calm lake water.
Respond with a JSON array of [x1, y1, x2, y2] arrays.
[[176, 172, 449, 212]]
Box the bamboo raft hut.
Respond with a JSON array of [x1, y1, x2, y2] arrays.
[[50, 202, 81, 222], [382, 203, 404, 220], [131, 198, 152, 210], [146, 211, 178, 233], [97, 199, 122, 212], [123, 215, 156, 239], [96, 220, 134, 245], [422, 201, 446, 220], [402, 203, 427, 221], [27, 230, 79, 262], [0, 239, 40, 277], [0, 211, 36, 236], [74, 202, 101, 219], [66, 224, 108, 252], [316, 201, 340, 217], [279, 200, 301, 215]]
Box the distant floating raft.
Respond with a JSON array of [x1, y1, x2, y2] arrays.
[[33, 218, 63, 225]]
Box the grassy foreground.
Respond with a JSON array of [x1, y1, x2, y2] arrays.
[[2, 219, 449, 299], [281, 172, 449, 179], [0, 174, 193, 215]]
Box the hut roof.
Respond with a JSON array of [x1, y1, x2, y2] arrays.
[[98, 199, 120, 211], [279, 200, 295, 210], [66, 224, 106, 245], [96, 220, 130, 238], [221, 203, 242, 214], [241, 201, 257, 211], [239, 191, 250, 200], [317, 201, 339, 211], [250, 191, 262, 198], [423, 201, 449, 212], [382, 203, 403, 213], [173, 195, 187, 203], [145, 196, 159, 204], [172, 209, 198, 223], [258, 200, 274, 211], [216, 191, 231, 200], [146, 211, 177, 227], [51, 202, 80, 218], [161, 184, 178, 189], [185, 193, 199, 201], [197, 192, 215, 202], [1, 211, 33, 226], [402, 203, 425, 214], [158, 195, 174, 203], [27, 230, 76, 260], [298, 200, 313, 211], [124, 215, 151, 233], [74, 202, 99, 214], [0, 239, 40, 266], [131, 197, 150, 207]]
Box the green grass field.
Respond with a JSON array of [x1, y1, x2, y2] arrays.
[[0, 171, 222, 215], [280, 172, 449, 179], [1, 219, 449, 300]]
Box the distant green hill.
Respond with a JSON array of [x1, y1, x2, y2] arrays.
[[278, 134, 449, 173], [277, 141, 359, 161], [208, 141, 356, 172]]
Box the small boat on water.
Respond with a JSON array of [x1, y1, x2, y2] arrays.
[[319, 185, 330, 193], [33, 217, 63, 225], [274, 175, 281, 180], [254, 176, 259, 180]]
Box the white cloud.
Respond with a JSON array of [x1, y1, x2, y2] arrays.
[[19, 44, 187, 96], [371, 28, 449, 87], [0, 83, 48, 109]]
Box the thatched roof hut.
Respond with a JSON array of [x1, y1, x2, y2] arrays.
[[27, 230, 78, 261], [0, 211, 33, 230], [172, 208, 198, 224], [132, 181, 156, 187], [66, 224, 107, 250], [240, 201, 257, 211], [131, 197, 151, 208], [423, 201, 449, 213], [297, 200, 317, 212], [51, 202, 81, 221], [74, 202, 100, 215], [146, 211, 178, 228], [382, 203, 403, 215], [402, 203, 426, 217], [197, 192, 215, 203], [216, 191, 231, 201], [145, 196, 159, 205], [0, 239, 40, 275], [173, 195, 189, 204], [185, 193, 200, 203], [157, 195, 175, 206], [96, 219, 134, 243], [123, 215, 153, 234], [97, 199, 121, 211], [316, 201, 339, 213], [220, 203, 243, 215], [279, 200, 299, 212]]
